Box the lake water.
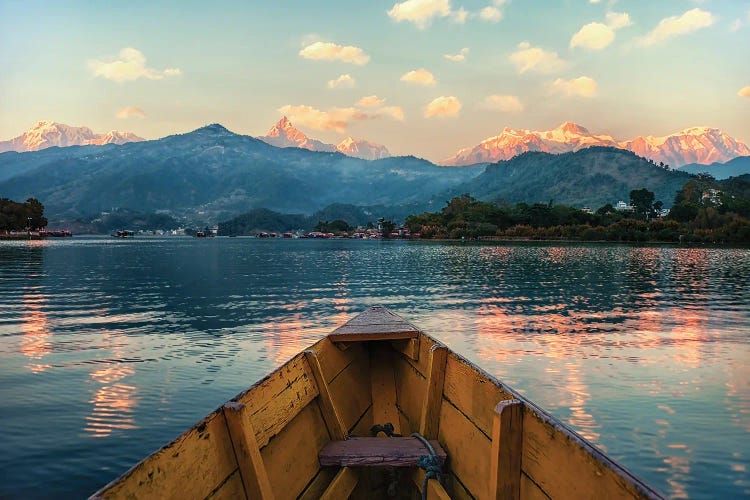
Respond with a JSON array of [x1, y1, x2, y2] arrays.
[[0, 237, 748, 499]]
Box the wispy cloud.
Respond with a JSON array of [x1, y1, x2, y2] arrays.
[[116, 106, 146, 119], [739, 86, 750, 98], [327, 74, 355, 89], [424, 96, 461, 118], [89, 48, 181, 83], [481, 95, 523, 113], [550, 76, 597, 97], [509, 42, 565, 74], [444, 47, 469, 62], [400, 68, 437, 86], [639, 8, 716, 46], [278, 102, 403, 133], [356, 95, 385, 107], [299, 41, 370, 65], [381, 106, 406, 121]]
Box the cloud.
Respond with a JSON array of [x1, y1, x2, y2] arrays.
[[278, 103, 403, 133], [89, 48, 181, 82], [299, 41, 370, 65], [327, 74, 355, 89], [739, 86, 750, 98], [640, 8, 716, 46], [606, 12, 632, 30], [509, 42, 566, 74], [356, 95, 385, 107], [550, 76, 597, 97], [452, 7, 469, 24], [400, 68, 437, 85], [570, 23, 615, 49], [590, 0, 601, 3], [570, 13, 631, 50], [387, 0, 452, 29], [116, 106, 146, 119], [729, 19, 742, 32], [481, 94, 523, 113], [444, 47, 469, 62], [479, 6, 503, 22], [424, 96, 461, 118]]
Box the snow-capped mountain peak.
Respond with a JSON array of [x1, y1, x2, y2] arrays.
[[442, 122, 749, 167], [0, 121, 144, 153], [335, 137, 390, 160]]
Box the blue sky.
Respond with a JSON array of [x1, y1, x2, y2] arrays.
[[1, 0, 748, 161]]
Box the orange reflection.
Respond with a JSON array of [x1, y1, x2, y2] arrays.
[[20, 293, 52, 373], [85, 332, 139, 438]]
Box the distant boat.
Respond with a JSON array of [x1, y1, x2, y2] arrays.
[[91, 306, 662, 500], [112, 230, 134, 238]]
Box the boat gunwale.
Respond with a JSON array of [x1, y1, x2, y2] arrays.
[[91, 316, 665, 500]]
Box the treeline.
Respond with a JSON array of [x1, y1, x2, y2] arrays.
[[218, 204, 376, 235], [406, 175, 750, 243], [0, 198, 47, 231]]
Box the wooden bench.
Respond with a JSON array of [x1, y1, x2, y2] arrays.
[[319, 437, 447, 467]]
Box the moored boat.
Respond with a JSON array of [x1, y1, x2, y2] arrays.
[[91, 306, 663, 499]]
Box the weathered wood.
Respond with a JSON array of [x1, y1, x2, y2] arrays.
[[419, 345, 448, 439], [438, 399, 492, 499], [234, 353, 318, 448], [299, 468, 338, 500], [305, 350, 347, 441], [521, 472, 551, 500], [261, 402, 331, 500], [319, 437, 447, 467], [313, 337, 365, 384], [521, 408, 655, 500], [443, 352, 514, 438], [490, 399, 523, 500], [206, 470, 246, 500], [427, 479, 451, 500], [328, 306, 420, 342], [320, 466, 359, 500], [394, 354, 427, 434], [390, 337, 420, 361], [223, 402, 275, 500], [91, 410, 238, 499], [370, 346, 401, 435], [329, 348, 372, 433]]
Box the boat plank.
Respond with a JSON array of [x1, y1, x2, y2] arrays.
[[234, 353, 318, 449], [522, 409, 648, 500], [521, 472, 551, 500], [223, 402, 275, 500], [438, 399, 491, 500], [313, 337, 365, 384], [399, 332, 437, 377], [205, 470, 246, 500], [91, 410, 238, 500], [394, 355, 427, 434], [329, 348, 373, 433], [370, 346, 401, 434], [261, 402, 330, 500], [329, 306, 420, 342], [320, 467, 359, 500], [490, 399, 523, 500], [419, 345, 448, 439], [299, 468, 337, 500], [443, 352, 514, 437], [319, 437, 447, 467], [305, 350, 347, 440], [427, 479, 451, 500]]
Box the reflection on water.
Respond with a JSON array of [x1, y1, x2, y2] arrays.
[[0, 238, 748, 499]]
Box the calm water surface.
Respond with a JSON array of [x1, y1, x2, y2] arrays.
[[0, 237, 748, 499]]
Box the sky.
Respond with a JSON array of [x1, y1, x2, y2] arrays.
[[1, 0, 749, 162]]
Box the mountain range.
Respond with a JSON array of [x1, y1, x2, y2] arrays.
[[442, 122, 750, 168], [259, 117, 390, 160], [0, 121, 144, 153]]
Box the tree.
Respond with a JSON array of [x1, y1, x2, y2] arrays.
[[380, 219, 396, 238], [630, 188, 655, 220]]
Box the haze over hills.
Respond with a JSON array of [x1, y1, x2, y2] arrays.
[[0, 121, 144, 153], [680, 156, 750, 180], [442, 122, 750, 168], [259, 117, 390, 160]]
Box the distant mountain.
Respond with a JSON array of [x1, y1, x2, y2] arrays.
[[442, 122, 750, 168], [450, 147, 692, 208], [0, 121, 144, 153], [258, 117, 390, 160], [0, 123, 481, 221], [679, 156, 750, 180]]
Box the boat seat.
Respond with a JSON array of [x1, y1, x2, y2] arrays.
[[319, 437, 447, 467], [328, 306, 420, 343]]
